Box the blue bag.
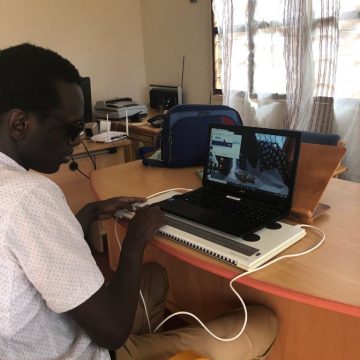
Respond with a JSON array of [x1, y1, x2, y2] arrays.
[[143, 104, 242, 167]]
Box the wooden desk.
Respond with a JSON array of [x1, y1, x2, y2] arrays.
[[90, 161, 360, 360]]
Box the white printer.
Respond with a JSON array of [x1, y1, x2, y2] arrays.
[[93, 97, 147, 120]]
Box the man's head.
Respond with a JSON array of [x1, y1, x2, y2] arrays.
[[0, 43, 84, 173]]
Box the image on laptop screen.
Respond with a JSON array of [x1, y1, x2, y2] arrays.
[[206, 127, 298, 199]]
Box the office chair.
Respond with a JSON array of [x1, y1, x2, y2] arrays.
[[300, 131, 340, 146], [283, 129, 340, 146]]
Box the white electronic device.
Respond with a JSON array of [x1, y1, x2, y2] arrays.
[[94, 97, 147, 120], [90, 113, 128, 143], [91, 131, 127, 143]]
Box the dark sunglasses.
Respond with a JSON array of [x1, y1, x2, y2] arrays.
[[38, 111, 85, 142]]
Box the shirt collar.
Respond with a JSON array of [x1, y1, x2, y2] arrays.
[[0, 151, 27, 172]]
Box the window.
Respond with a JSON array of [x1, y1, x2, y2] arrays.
[[212, 0, 360, 99], [329, 1, 360, 98], [212, 12, 222, 94]]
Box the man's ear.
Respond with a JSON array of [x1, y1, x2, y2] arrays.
[[7, 109, 30, 140]]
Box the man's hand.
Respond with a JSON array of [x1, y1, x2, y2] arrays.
[[124, 205, 166, 250], [75, 196, 147, 238], [94, 196, 147, 220]]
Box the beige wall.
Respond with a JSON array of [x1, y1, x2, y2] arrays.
[[140, 0, 213, 105], [0, 0, 214, 106], [0, 0, 147, 103]]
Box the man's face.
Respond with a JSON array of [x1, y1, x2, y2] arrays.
[[18, 81, 84, 173]]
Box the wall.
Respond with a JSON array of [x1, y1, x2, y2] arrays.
[[0, 0, 147, 103], [140, 0, 213, 105], [0, 0, 216, 106]]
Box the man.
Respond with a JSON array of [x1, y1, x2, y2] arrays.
[[0, 43, 277, 359]]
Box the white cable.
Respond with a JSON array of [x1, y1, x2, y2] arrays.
[[114, 188, 326, 342], [114, 216, 122, 250], [153, 277, 248, 341], [112, 188, 194, 333], [153, 224, 325, 341], [139, 285, 152, 333], [113, 217, 152, 333], [146, 188, 193, 200], [233, 224, 326, 278]]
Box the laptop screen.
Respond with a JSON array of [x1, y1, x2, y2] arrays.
[[204, 125, 301, 206]]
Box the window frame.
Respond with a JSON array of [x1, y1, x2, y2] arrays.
[[211, 8, 222, 95], [211, 1, 360, 99]]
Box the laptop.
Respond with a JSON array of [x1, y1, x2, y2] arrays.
[[115, 190, 306, 270], [155, 124, 302, 238]]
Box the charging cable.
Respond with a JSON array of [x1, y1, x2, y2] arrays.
[[146, 188, 194, 200], [113, 188, 194, 333], [114, 217, 153, 333], [113, 189, 326, 342], [152, 223, 325, 341]]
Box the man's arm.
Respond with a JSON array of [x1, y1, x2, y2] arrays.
[[75, 196, 146, 241], [68, 204, 165, 349]]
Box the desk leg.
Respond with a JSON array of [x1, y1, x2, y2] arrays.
[[124, 142, 135, 162]]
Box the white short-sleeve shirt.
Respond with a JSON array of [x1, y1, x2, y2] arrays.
[[0, 152, 110, 360]]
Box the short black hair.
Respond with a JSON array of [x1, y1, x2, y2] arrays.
[[0, 43, 81, 114]]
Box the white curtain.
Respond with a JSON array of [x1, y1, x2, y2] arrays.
[[213, 0, 360, 182]]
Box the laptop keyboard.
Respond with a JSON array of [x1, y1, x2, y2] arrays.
[[177, 189, 280, 222]]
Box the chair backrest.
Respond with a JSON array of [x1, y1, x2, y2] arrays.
[[300, 131, 340, 146]]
